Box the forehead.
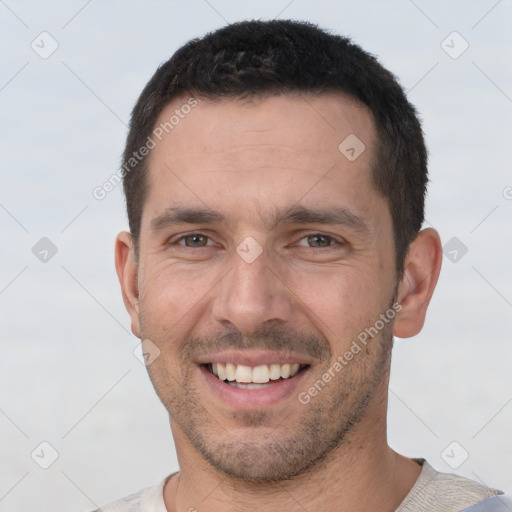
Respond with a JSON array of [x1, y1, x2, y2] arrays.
[[152, 91, 375, 158], [143, 92, 382, 228]]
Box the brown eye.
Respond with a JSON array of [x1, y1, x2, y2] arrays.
[[306, 234, 333, 247], [181, 234, 209, 247]]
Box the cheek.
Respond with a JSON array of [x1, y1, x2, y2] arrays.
[[285, 265, 386, 346], [139, 261, 220, 333]]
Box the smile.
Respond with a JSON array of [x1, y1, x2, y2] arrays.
[[204, 362, 309, 389]]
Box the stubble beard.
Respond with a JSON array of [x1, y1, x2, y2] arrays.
[[141, 311, 393, 483]]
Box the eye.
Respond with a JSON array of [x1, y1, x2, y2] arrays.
[[177, 234, 212, 247], [297, 234, 337, 248]]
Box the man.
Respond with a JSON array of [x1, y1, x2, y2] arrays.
[[102, 19, 508, 511]]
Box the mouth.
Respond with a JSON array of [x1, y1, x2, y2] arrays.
[[197, 350, 314, 408], [202, 362, 310, 389]]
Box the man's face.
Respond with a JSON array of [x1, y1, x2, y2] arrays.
[[131, 93, 399, 481]]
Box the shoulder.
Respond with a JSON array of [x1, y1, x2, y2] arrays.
[[90, 488, 142, 512], [397, 460, 505, 512], [89, 474, 172, 512]]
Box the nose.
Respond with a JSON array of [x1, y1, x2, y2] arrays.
[[211, 247, 293, 335]]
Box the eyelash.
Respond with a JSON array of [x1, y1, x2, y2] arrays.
[[295, 234, 339, 248], [170, 232, 344, 249], [174, 233, 215, 248]]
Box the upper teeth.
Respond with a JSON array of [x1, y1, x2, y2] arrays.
[[211, 362, 301, 383]]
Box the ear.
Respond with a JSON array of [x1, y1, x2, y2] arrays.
[[115, 231, 141, 338], [393, 228, 442, 338]]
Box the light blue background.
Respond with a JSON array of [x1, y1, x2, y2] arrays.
[[0, 1, 511, 510]]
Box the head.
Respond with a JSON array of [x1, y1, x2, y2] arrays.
[[116, 20, 442, 482], [122, 19, 427, 277]]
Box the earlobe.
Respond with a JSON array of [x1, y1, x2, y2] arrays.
[[115, 231, 141, 338], [393, 228, 443, 339]]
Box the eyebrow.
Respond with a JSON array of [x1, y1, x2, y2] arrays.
[[149, 205, 368, 233], [150, 207, 224, 233], [274, 205, 368, 232]]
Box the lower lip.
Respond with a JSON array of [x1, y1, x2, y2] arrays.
[[200, 365, 310, 409]]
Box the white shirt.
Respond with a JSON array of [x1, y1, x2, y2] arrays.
[[93, 475, 169, 512], [93, 460, 501, 512]]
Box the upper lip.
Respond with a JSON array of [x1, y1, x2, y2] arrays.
[[196, 350, 314, 367]]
